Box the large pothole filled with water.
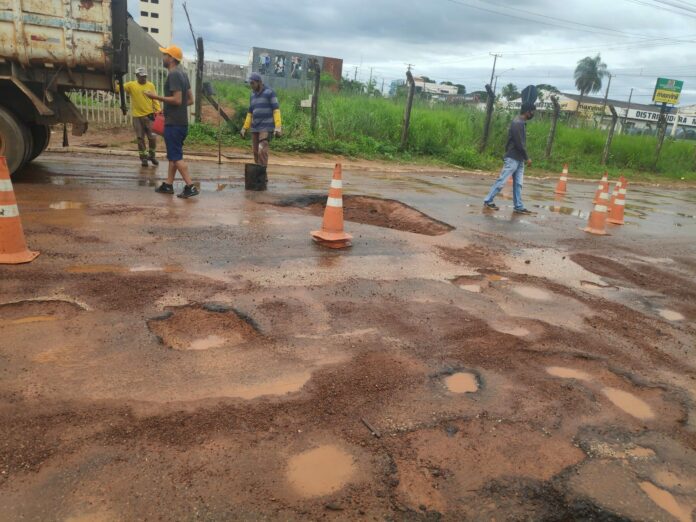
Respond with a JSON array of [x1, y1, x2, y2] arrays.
[[271, 194, 454, 236], [0, 299, 85, 325], [147, 304, 261, 351]]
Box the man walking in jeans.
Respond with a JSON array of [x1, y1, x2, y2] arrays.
[[145, 44, 199, 199], [483, 103, 535, 214]]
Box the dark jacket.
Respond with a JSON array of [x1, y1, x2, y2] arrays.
[[504, 117, 528, 162]]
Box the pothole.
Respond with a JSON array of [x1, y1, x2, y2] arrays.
[[286, 445, 356, 498], [147, 304, 260, 350], [601, 388, 655, 420], [436, 245, 507, 269], [658, 309, 685, 322], [273, 194, 454, 236], [0, 300, 84, 325], [639, 482, 692, 522], [546, 366, 592, 381], [512, 286, 553, 301], [444, 372, 479, 393]]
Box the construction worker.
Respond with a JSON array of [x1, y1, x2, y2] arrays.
[[117, 67, 160, 167], [483, 103, 536, 215], [240, 73, 282, 166], [145, 45, 199, 199]]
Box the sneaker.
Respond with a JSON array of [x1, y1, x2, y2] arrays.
[[155, 182, 174, 194], [513, 208, 534, 215], [140, 158, 149, 167], [177, 184, 200, 199], [149, 156, 159, 166], [484, 202, 499, 210]]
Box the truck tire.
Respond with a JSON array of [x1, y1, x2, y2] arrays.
[[20, 121, 34, 166], [28, 124, 51, 162], [0, 106, 26, 175]]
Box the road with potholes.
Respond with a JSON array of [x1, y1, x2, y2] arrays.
[[1, 152, 696, 521]]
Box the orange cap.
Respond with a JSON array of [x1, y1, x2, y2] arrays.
[[159, 44, 183, 62]]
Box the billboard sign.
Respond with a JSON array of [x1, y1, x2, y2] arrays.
[[653, 78, 683, 105]]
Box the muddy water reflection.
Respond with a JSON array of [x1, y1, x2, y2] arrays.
[[640, 482, 692, 522], [445, 372, 479, 393], [287, 445, 356, 497], [546, 366, 592, 381], [602, 388, 655, 420]]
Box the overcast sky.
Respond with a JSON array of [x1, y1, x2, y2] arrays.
[[129, 0, 696, 106]]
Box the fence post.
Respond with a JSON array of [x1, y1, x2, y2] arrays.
[[479, 84, 495, 153], [400, 70, 416, 151], [311, 65, 321, 132], [654, 102, 668, 169], [545, 95, 561, 159], [195, 37, 204, 123], [601, 105, 619, 166]]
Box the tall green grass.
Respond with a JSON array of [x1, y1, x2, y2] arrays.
[[187, 82, 696, 181]]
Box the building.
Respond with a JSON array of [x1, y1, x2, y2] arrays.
[[138, 0, 173, 47], [413, 77, 459, 97], [249, 47, 343, 90], [127, 13, 162, 61], [501, 92, 696, 132]]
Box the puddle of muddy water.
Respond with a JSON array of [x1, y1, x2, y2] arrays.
[[512, 285, 553, 301], [188, 335, 226, 351], [234, 372, 312, 399], [546, 366, 592, 381], [67, 264, 128, 274], [286, 445, 356, 498], [459, 284, 482, 293], [640, 482, 693, 522], [659, 309, 685, 322], [49, 201, 86, 210], [602, 388, 655, 420], [445, 372, 479, 393]]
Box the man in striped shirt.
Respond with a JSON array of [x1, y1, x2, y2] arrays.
[[240, 73, 282, 167]]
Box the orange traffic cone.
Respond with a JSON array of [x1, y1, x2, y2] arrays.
[[608, 180, 621, 210], [593, 172, 609, 204], [311, 163, 353, 249], [0, 156, 39, 264], [582, 188, 610, 235], [608, 180, 628, 225], [554, 164, 569, 195]]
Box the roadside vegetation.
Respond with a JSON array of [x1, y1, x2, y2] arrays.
[[185, 82, 696, 182]]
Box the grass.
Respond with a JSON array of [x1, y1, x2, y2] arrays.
[[187, 82, 696, 182]]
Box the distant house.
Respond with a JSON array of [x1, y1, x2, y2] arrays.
[[249, 47, 343, 90]]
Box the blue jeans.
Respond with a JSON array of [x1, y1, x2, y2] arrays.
[[484, 157, 525, 210]]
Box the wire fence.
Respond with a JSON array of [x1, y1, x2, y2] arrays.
[[68, 54, 198, 126]]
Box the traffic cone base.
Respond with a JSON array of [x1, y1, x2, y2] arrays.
[[310, 164, 352, 249], [0, 157, 40, 264]]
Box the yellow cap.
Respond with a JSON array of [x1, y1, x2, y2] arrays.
[[159, 45, 183, 62]]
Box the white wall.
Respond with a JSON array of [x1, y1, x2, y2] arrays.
[[138, 0, 173, 47]]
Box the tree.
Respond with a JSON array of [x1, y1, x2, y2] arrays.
[[455, 84, 466, 95], [419, 76, 433, 83], [574, 54, 608, 114], [501, 83, 520, 101], [536, 83, 560, 94]]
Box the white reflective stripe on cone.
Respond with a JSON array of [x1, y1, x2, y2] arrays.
[[614, 199, 626, 206], [595, 205, 608, 212], [0, 179, 13, 191], [0, 204, 19, 218], [327, 197, 343, 208], [560, 177, 567, 181], [330, 179, 343, 189], [619, 189, 627, 194], [599, 192, 610, 201]]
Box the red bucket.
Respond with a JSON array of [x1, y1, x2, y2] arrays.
[[152, 113, 165, 135]]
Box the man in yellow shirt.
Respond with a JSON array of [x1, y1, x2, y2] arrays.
[[118, 67, 161, 167]]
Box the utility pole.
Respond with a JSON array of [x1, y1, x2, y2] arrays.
[[406, 63, 415, 73], [489, 53, 501, 87], [623, 88, 633, 133], [381, 78, 385, 95], [368, 67, 373, 94], [353, 66, 358, 81], [400, 70, 416, 151], [601, 73, 613, 126]]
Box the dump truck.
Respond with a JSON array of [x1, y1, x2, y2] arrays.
[[0, 0, 128, 175]]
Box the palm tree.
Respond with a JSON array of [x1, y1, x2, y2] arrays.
[[574, 54, 608, 114], [501, 83, 520, 101]]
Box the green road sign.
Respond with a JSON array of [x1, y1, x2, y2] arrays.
[[653, 77, 684, 104]]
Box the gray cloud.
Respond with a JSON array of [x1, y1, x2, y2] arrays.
[[129, 0, 696, 104]]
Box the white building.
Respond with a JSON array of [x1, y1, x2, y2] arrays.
[[138, 0, 173, 47]]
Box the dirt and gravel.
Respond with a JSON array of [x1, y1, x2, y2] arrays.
[[1, 152, 695, 521]]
